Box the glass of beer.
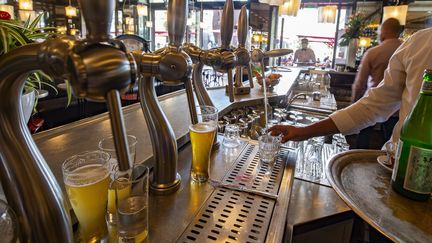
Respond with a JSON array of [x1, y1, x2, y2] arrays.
[[62, 150, 110, 242], [190, 105, 218, 182]]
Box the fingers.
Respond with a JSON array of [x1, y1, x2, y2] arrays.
[[281, 135, 290, 143], [268, 125, 291, 143], [268, 125, 287, 136]]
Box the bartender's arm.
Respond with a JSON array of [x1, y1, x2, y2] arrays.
[[269, 118, 339, 143], [351, 52, 371, 102]]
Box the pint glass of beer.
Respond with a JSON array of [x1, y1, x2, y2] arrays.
[[190, 106, 218, 182], [62, 150, 110, 242]]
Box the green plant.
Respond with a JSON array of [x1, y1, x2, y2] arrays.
[[339, 13, 368, 46], [0, 13, 72, 110]]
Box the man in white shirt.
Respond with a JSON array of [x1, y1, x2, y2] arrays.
[[294, 38, 316, 66], [269, 28, 432, 145]]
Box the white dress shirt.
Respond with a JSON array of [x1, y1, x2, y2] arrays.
[[329, 28, 432, 144]]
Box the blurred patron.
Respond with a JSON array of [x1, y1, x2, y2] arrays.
[[294, 38, 316, 66]]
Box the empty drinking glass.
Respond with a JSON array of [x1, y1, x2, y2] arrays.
[[99, 135, 138, 176], [114, 165, 149, 242], [295, 141, 305, 175], [223, 124, 241, 148], [305, 139, 324, 180], [258, 135, 281, 175], [0, 199, 18, 243]]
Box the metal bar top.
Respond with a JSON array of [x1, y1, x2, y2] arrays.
[[22, 67, 350, 240]]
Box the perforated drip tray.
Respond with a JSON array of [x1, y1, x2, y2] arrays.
[[177, 188, 275, 242], [177, 144, 291, 243], [221, 144, 288, 196]]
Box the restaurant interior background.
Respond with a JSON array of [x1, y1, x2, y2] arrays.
[[0, 0, 431, 131]]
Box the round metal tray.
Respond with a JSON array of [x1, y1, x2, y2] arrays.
[[326, 150, 432, 242]]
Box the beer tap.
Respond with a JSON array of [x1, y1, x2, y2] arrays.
[[183, 0, 237, 104], [132, 0, 194, 194], [185, 2, 293, 108], [0, 0, 136, 240], [232, 5, 254, 95], [251, 48, 293, 88]]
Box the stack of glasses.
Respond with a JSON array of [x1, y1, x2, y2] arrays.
[[294, 134, 350, 185]]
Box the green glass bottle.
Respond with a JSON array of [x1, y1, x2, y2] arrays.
[[391, 69, 432, 201]]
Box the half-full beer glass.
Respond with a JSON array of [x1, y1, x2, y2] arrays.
[[62, 150, 110, 242], [190, 105, 218, 182]]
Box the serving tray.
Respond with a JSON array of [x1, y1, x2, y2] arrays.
[[326, 150, 432, 242]]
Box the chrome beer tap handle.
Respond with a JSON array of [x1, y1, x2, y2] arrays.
[[72, 0, 137, 172], [233, 5, 254, 95], [183, 0, 237, 103], [220, 0, 234, 51], [134, 0, 193, 194], [0, 0, 137, 241], [251, 48, 293, 63], [251, 48, 293, 92], [0, 43, 74, 242]]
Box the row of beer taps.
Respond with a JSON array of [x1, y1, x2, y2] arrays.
[[0, 0, 291, 241]]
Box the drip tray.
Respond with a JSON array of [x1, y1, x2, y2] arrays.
[[177, 144, 292, 243], [177, 188, 274, 242], [222, 144, 288, 196]]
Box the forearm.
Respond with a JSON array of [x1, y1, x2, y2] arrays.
[[268, 118, 340, 143], [298, 118, 340, 140]]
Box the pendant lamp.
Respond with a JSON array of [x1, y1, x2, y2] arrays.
[[259, 0, 284, 6], [137, 4, 148, 17], [382, 5, 408, 25], [318, 5, 337, 23], [18, 0, 32, 11], [278, 0, 301, 17], [65, 0, 77, 18]]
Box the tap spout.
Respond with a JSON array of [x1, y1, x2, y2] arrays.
[[287, 92, 308, 107], [0, 44, 73, 242], [192, 62, 214, 107], [139, 76, 181, 193]]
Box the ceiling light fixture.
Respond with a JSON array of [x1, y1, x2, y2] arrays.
[[317, 5, 337, 23], [382, 4, 408, 25], [278, 0, 301, 17]]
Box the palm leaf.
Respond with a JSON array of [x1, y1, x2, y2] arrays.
[[7, 28, 29, 46], [23, 17, 31, 30], [0, 20, 24, 29], [28, 14, 43, 31], [36, 70, 53, 81], [38, 80, 58, 95], [65, 80, 72, 107], [0, 26, 8, 54]]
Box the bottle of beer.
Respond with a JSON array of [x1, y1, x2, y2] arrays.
[[391, 69, 432, 201]]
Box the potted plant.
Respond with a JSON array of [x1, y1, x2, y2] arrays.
[[0, 12, 70, 122], [339, 13, 368, 69]]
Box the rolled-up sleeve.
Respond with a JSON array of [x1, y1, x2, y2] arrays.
[[330, 43, 407, 135]]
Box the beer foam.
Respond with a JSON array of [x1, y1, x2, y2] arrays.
[[189, 123, 216, 133], [64, 164, 109, 187]]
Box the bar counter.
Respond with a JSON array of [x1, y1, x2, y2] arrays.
[[29, 67, 351, 241]]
